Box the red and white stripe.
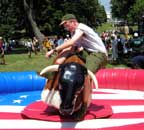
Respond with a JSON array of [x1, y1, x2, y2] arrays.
[[0, 89, 143, 130]]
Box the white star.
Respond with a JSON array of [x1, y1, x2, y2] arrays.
[[12, 99, 22, 104]]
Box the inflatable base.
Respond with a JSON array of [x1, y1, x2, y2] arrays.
[[21, 101, 113, 121]]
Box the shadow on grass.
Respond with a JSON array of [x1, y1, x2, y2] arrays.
[[5, 47, 28, 55]]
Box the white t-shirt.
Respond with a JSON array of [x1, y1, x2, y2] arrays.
[[75, 23, 107, 55], [27, 41, 32, 47]]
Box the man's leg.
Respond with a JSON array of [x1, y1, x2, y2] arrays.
[[86, 52, 107, 72], [1, 49, 5, 64]]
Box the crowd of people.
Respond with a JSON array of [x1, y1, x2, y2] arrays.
[[0, 14, 144, 69], [25, 37, 39, 58], [100, 30, 144, 68]]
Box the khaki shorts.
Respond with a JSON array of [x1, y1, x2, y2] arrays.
[[0, 48, 4, 58], [78, 50, 107, 72]]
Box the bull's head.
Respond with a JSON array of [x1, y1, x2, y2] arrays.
[[40, 62, 98, 116]]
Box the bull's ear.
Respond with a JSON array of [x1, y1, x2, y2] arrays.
[[59, 64, 66, 72], [81, 65, 87, 75]]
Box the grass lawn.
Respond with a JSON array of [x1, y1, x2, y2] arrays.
[[0, 51, 54, 72], [0, 50, 128, 72], [96, 22, 113, 34], [0, 22, 130, 72]]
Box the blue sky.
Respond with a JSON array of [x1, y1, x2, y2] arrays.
[[99, 0, 111, 13]]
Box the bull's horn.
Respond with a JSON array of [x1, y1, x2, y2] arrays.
[[87, 70, 98, 89], [40, 64, 59, 75]]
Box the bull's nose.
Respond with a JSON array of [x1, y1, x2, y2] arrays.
[[59, 107, 73, 116], [62, 105, 71, 109]]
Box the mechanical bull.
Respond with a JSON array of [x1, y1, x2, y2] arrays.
[[40, 55, 98, 120]]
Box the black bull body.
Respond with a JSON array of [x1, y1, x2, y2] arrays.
[[40, 55, 98, 120]]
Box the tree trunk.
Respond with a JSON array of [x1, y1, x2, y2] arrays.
[[23, 0, 45, 43]]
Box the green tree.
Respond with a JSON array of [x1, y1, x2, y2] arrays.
[[111, 0, 136, 20], [0, 0, 24, 40], [111, 0, 144, 26], [23, 0, 45, 43], [0, 0, 107, 42], [127, 0, 144, 23]]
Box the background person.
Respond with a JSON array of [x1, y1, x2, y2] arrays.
[[124, 23, 129, 40], [32, 37, 39, 55], [43, 37, 52, 52], [26, 39, 33, 58], [129, 32, 143, 56], [127, 55, 144, 69], [0, 37, 6, 65]]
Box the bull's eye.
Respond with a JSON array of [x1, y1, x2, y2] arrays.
[[63, 70, 71, 80], [60, 70, 75, 83], [69, 64, 77, 71]]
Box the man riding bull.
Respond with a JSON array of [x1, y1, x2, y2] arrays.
[[45, 13, 108, 75], [44, 14, 108, 119]]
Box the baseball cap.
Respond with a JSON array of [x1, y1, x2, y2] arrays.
[[134, 32, 138, 37], [60, 14, 76, 25]]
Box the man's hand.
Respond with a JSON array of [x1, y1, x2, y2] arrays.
[[45, 49, 54, 58]]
